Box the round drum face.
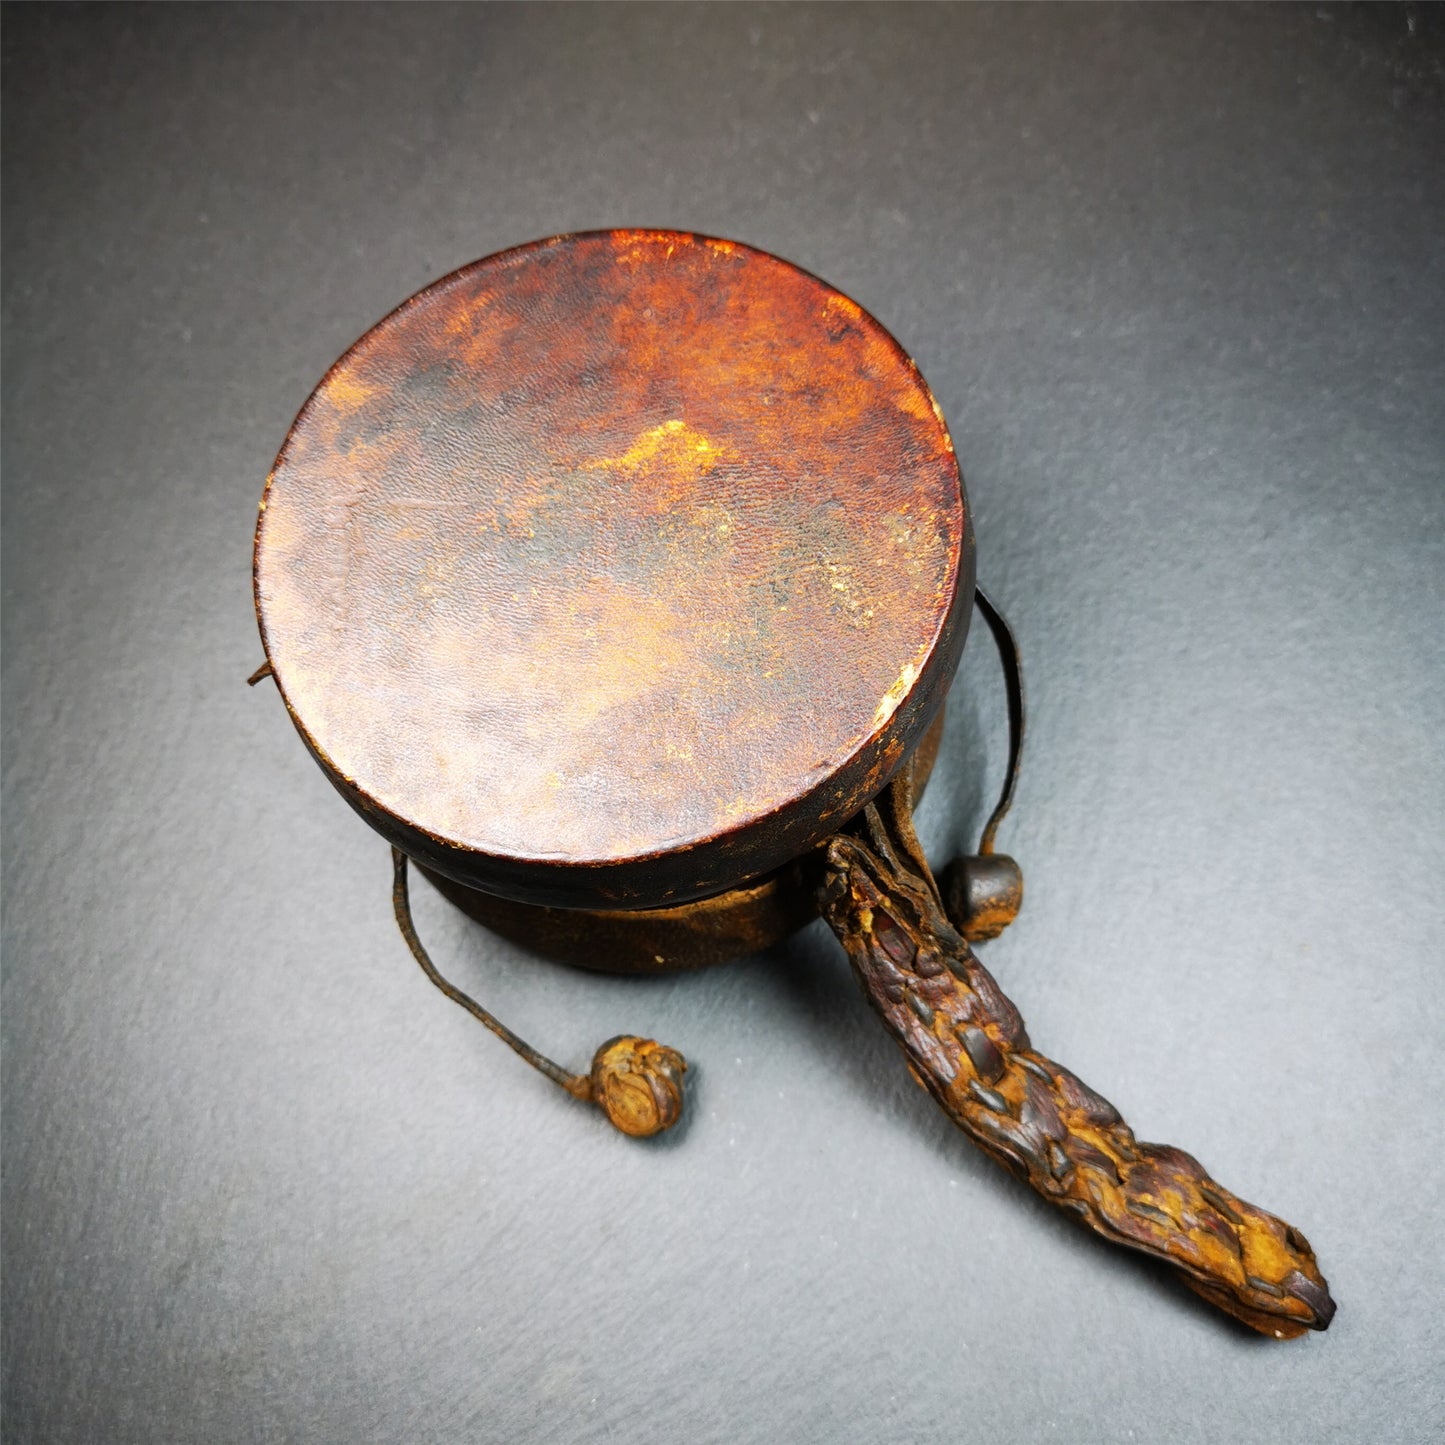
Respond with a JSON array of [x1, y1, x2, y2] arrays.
[[254, 231, 971, 908]]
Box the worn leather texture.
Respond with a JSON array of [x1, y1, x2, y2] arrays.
[[255, 231, 970, 908], [3, 5, 1442, 1443]]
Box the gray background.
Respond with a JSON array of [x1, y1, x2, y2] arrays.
[[4, 4, 1443, 1441]]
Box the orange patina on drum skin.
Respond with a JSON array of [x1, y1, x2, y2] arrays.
[[254, 230, 972, 908]]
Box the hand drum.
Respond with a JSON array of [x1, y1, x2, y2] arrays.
[[252, 230, 1333, 1339]]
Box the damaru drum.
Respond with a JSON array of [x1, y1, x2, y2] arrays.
[[252, 230, 1334, 1340]]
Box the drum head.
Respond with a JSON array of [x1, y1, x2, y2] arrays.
[[254, 231, 972, 908]]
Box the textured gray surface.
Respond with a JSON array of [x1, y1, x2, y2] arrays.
[[3, 4, 1443, 1441]]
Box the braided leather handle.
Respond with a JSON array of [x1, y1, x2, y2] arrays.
[[818, 771, 1335, 1338]]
